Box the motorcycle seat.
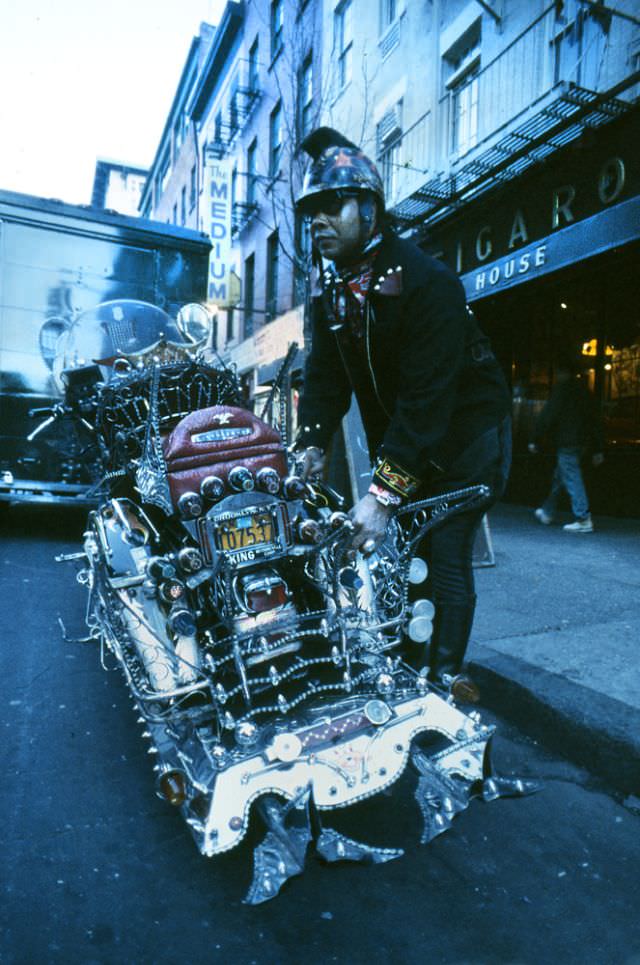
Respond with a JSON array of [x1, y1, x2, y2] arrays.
[[162, 405, 287, 505]]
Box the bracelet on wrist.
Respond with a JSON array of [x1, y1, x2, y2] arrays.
[[368, 482, 402, 508]]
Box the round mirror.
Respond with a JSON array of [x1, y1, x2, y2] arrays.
[[176, 303, 212, 346]]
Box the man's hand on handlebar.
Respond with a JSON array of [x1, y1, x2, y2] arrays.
[[300, 446, 326, 482], [349, 493, 394, 554]]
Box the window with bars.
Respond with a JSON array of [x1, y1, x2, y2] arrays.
[[229, 79, 240, 137], [231, 166, 238, 209], [160, 153, 172, 194], [266, 230, 279, 321], [377, 102, 403, 200], [298, 54, 313, 139], [189, 165, 196, 210], [247, 138, 258, 205], [249, 35, 259, 91], [269, 100, 282, 178], [214, 110, 223, 144], [443, 21, 481, 158], [451, 69, 479, 156], [271, 0, 284, 61], [379, 0, 404, 58], [244, 253, 255, 337], [173, 114, 185, 161], [380, 0, 397, 31], [334, 1, 353, 90]]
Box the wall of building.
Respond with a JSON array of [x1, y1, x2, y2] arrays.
[[188, 0, 322, 389], [319, 0, 639, 222], [234, 0, 322, 338], [138, 0, 640, 511], [140, 22, 215, 229]]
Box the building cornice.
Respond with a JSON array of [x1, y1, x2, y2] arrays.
[[188, 1, 245, 123], [139, 34, 206, 209]]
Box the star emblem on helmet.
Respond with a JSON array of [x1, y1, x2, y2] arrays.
[[333, 150, 353, 167]]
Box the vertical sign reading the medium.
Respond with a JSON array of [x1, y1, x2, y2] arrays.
[[207, 159, 232, 305]]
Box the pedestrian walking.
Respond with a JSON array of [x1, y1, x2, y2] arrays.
[[529, 360, 604, 532], [294, 127, 512, 702]]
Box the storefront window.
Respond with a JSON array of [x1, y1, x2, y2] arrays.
[[476, 247, 640, 453]]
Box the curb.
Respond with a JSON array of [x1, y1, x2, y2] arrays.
[[468, 643, 640, 795]]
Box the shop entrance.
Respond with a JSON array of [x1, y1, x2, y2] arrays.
[[473, 241, 640, 517]]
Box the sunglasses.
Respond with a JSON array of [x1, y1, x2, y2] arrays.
[[302, 191, 358, 219]]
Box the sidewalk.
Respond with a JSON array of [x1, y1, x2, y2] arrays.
[[467, 503, 640, 795]]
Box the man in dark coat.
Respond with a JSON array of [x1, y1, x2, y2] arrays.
[[529, 360, 604, 532], [295, 128, 512, 701]]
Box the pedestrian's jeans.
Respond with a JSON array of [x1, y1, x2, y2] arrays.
[[542, 446, 590, 521]]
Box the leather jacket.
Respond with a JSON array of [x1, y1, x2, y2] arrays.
[[298, 231, 511, 498]]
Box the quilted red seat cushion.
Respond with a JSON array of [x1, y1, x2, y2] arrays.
[[163, 404, 287, 504]]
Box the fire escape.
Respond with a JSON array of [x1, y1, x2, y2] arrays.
[[390, 2, 640, 232], [204, 85, 262, 237]]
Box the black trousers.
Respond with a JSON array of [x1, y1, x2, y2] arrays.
[[415, 416, 512, 610]]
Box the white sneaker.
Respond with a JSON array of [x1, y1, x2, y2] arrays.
[[534, 507, 553, 525], [563, 515, 594, 533]]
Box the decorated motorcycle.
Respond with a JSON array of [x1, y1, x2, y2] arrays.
[[54, 299, 535, 904]]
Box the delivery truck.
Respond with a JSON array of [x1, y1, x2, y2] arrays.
[[0, 188, 211, 504]]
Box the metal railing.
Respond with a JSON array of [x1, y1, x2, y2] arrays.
[[437, 2, 639, 168], [231, 201, 259, 236], [203, 59, 262, 160], [389, 2, 639, 221], [379, 110, 432, 208]]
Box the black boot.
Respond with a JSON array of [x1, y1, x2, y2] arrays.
[[428, 598, 480, 703]]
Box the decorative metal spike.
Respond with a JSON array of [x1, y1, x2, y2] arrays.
[[136, 716, 145, 724], [342, 671, 352, 692], [215, 683, 228, 704], [147, 747, 158, 755], [141, 730, 151, 738], [204, 653, 217, 672], [482, 775, 543, 801], [223, 711, 236, 730], [277, 694, 289, 713], [268, 665, 280, 686], [244, 790, 312, 906], [331, 646, 342, 666], [315, 828, 403, 865]]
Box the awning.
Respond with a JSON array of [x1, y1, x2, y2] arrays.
[[461, 194, 640, 301]]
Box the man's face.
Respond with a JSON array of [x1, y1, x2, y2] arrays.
[[310, 196, 366, 265]]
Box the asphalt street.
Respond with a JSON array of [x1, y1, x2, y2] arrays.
[[1, 506, 639, 965]]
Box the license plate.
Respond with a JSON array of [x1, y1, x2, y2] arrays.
[[215, 511, 275, 553]]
